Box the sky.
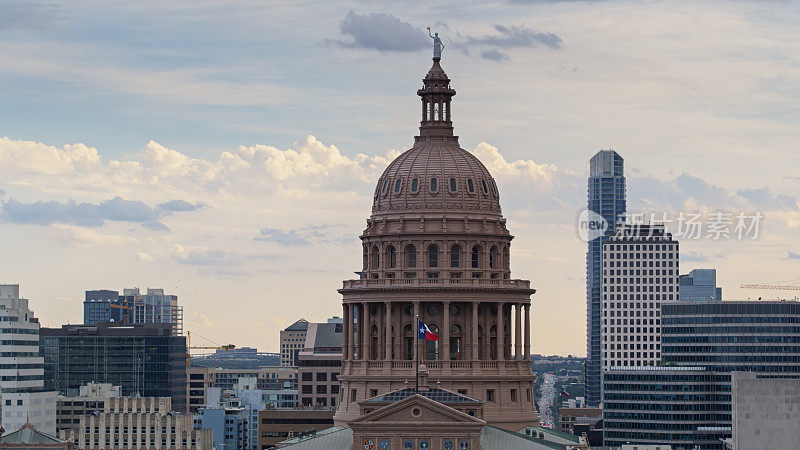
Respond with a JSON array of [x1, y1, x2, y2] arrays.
[[2, 0, 800, 356]]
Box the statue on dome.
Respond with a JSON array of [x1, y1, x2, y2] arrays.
[[427, 26, 444, 58]]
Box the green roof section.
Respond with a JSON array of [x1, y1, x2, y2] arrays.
[[279, 426, 351, 449], [277, 425, 569, 449], [518, 425, 582, 443], [285, 319, 309, 331], [481, 426, 569, 450], [1, 423, 65, 444]]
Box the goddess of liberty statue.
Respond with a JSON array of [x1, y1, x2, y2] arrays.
[[427, 26, 444, 58]]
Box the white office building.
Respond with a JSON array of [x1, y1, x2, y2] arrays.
[[0, 284, 56, 434], [601, 224, 678, 369]]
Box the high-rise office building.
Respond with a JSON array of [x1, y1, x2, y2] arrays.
[[83, 288, 183, 335], [280, 319, 308, 366], [122, 288, 183, 335], [602, 224, 679, 369], [585, 149, 626, 406], [69, 397, 212, 449], [603, 366, 731, 449], [298, 322, 342, 408], [661, 300, 800, 373], [40, 323, 187, 412], [0, 284, 57, 435], [603, 300, 800, 448], [679, 269, 722, 301], [83, 290, 126, 325]]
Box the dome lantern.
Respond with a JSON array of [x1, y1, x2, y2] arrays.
[[417, 57, 456, 138]]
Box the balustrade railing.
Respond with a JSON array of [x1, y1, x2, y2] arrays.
[[341, 278, 530, 289], [346, 359, 530, 373]]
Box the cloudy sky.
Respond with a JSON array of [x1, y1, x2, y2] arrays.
[[2, 0, 800, 356]]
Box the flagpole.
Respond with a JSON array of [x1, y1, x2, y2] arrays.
[[415, 314, 420, 393]]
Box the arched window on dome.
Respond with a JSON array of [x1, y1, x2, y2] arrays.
[[411, 178, 419, 193], [371, 245, 380, 270], [406, 245, 417, 268], [467, 179, 475, 194], [430, 177, 438, 193], [434, 102, 440, 121], [449, 177, 457, 193], [428, 244, 439, 268], [481, 180, 489, 195], [449, 324, 462, 360], [387, 245, 396, 269], [489, 245, 498, 269], [381, 179, 389, 196], [450, 244, 461, 268], [394, 179, 402, 194], [471, 245, 481, 269]]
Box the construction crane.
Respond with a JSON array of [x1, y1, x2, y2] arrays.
[[108, 303, 133, 324], [740, 282, 800, 291], [185, 331, 235, 367]]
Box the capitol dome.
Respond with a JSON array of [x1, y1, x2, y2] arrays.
[[335, 55, 537, 431], [371, 58, 502, 217], [371, 145, 502, 216]]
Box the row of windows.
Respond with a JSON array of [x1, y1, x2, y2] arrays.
[[663, 303, 800, 315], [367, 244, 508, 270], [605, 260, 675, 268], [603, 393, 730, 402], [661, 345, 800, 353], [663, 335, 800, 344], [662, 355, 800, 363], [378, 176, 494, 198], [605, 352, 660, 360], [605, 285, 675, 292], [606, 269, 675, 276], [606, 244, 676, 251], [605, 410, 730, 419], [663, 316, 800, 324], [604, 252, 677, 261], [662, 326, 800, 334], [0, 328, 38, 334], [605, 294, 676, 301], [605, 277, 677, 285]]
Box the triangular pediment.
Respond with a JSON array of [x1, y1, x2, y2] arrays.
[[350, 393, 485, 426]]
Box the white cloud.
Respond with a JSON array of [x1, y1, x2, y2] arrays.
[[50, 224, 137, 246], [136, 252, 154, 262]]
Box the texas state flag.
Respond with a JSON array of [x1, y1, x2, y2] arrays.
[[418, 320, 439, 341]]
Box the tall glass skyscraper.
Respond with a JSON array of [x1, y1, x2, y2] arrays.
[[585, 150, 626, 406]]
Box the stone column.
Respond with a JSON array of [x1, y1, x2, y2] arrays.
[[524, 303, 531, 360], [442, 301, 450, 361], [515, 303, 522, 360], [496, 302, 504, 361], [413, 301, 420, 362], [342, 303, 350, 360], [384, 301, 392, 361], [362, 302, 370, 360], [471, 302, 479, 360]]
